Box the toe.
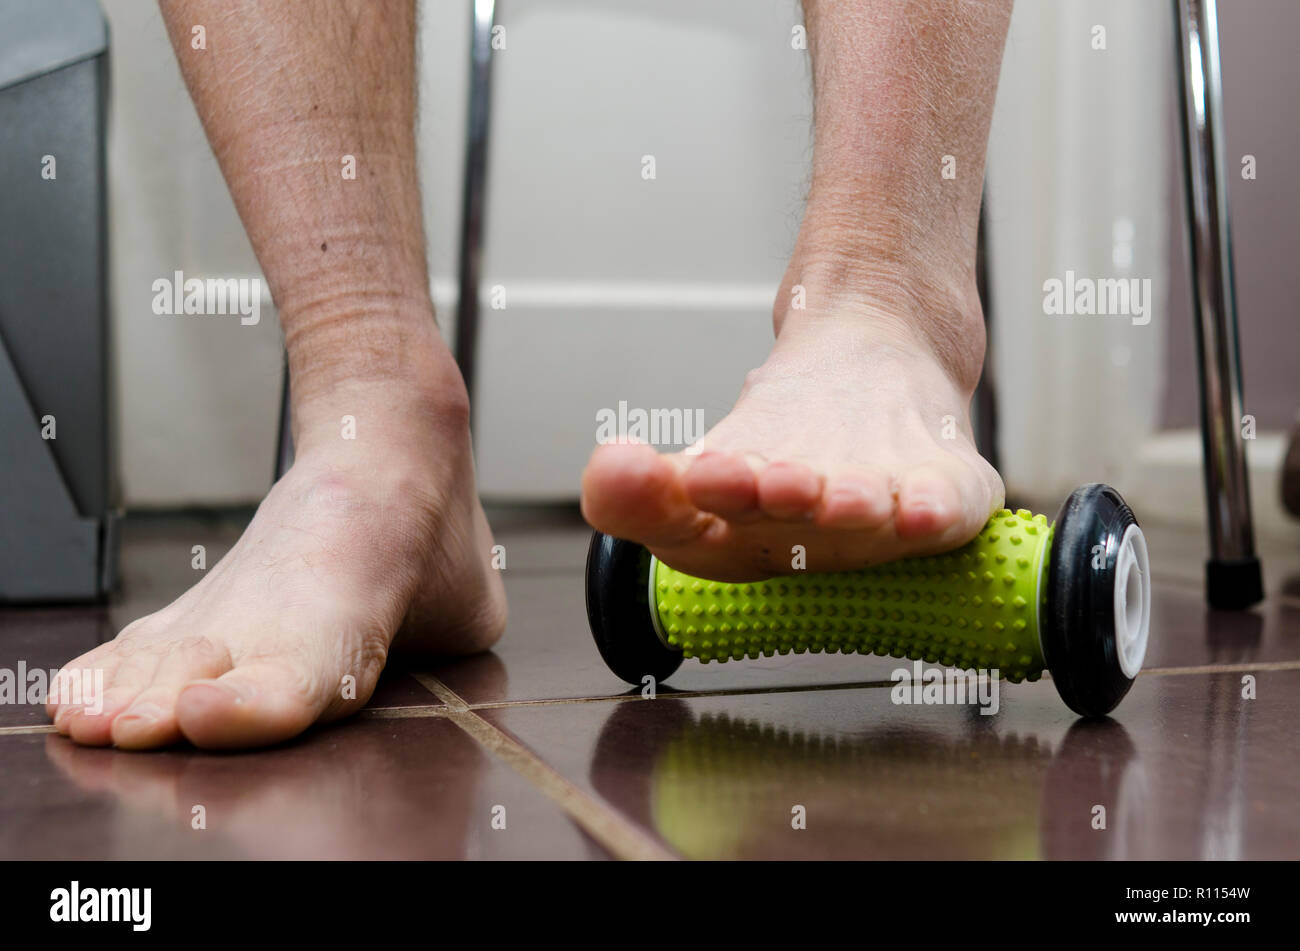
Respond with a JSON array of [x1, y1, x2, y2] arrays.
[[816, 468, 894, 530], [581, 441, 710, 546], [894, 459, 993, 544], [682, 451, 760, 520], [46, 643, 120, 726], [111, 637, 232, 750], [756, 461, 824, 520], [175, 660, 328, 750], [60, 640, 165, 747]]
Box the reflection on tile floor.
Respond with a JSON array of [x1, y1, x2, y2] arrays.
[[483, 670, 1300, 860], [0, 718, 607, 860], [1, 505, 1298, 859]]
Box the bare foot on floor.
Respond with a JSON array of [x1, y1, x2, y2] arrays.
[[581, 289, 1004, 581], [48, 348, 505, 750]]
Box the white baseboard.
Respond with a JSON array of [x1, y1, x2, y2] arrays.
[[1129, 428, 1300, 539]]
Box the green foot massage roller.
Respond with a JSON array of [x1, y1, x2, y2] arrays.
[[586, 483, 1151, 717]]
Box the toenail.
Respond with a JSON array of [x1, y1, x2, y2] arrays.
[[119, 704, 164, 723], [189, 681, 247, 705], [831, 485, 872, 502]]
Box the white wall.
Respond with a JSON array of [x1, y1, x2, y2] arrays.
[[104, 0, 283, 507], [985, 0, 1170, 504]]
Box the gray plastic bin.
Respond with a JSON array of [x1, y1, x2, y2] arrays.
[[0, 0, 115, 601]]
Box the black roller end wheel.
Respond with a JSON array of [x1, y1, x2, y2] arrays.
[[1041, 483, 1151, 718], [585, 532, 683, 687]]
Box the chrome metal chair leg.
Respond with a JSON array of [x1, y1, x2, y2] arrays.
[[453, 0, 498, 430], [274, 356, 293, 482], [1174, 0, 1262, 609], [972, 196, 1000, 474]]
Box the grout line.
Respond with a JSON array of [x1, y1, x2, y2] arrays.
[[462, 678, 903, 711], [0, 724, 58, 736], [360, 659, 1300, 722], [360, 682, 887, 719], [5, 660, 1300, 738], [1141, 659, 1300, 677], [465, 693, 657, 712], [413, 673, 676, 862], [359, 705, 454, 720], [410, 672, 469, 710]]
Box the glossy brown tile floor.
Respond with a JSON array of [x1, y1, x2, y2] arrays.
[[1, 505, 1298, 859]]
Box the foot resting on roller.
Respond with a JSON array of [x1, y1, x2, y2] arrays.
[[582, 0, 1013, 580]]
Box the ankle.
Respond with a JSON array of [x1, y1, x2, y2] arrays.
[[283, 293, 453, 394], [287, 324, 472, 460], [774, 255, 986, 395]]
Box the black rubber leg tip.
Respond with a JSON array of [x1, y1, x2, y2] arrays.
[[1206, 557, 1264, 610]]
